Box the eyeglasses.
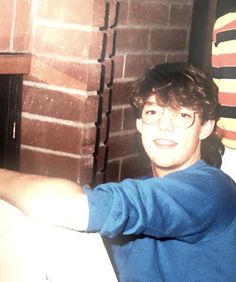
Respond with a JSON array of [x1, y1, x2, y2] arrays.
[[142, 103, 197, 129]]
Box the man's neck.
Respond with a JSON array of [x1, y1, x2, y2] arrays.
[[151, 159, 200, 178]]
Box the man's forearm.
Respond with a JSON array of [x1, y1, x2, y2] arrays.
[[0, 169, 89, 231]]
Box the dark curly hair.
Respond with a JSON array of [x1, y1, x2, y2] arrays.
[[129, 62, 224, 168]]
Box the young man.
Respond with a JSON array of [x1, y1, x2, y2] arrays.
[[0, 63, 236, 281]]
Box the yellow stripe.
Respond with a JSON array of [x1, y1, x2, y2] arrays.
[[217, 118, 236, 131], [215, 40, 236, 54], [221, 138, 236, 148], [214, 12, 236, 29], [214, 79, 236, 93]]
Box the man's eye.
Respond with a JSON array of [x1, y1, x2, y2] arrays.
[[145, 110, 157, 115], [180, 112, 192, 119]]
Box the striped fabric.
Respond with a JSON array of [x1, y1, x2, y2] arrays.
[[212, 12, 236, 148]]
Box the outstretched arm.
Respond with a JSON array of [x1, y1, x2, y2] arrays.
[[0, 169, 89, 231]]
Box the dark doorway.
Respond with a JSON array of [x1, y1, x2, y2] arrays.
[[0, 75, 22, 170]]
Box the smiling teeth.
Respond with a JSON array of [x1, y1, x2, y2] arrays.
[[155, 139, 175, 145]]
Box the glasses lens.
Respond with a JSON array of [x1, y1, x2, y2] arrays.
[[171, 109, 195, 128], [142, 105, 162, 124]]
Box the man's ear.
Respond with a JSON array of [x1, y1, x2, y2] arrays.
[[136, 119, 143, 134], [199, 120, 215, 140]]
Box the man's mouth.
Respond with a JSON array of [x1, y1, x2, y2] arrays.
[[154, 139, 177, 147]]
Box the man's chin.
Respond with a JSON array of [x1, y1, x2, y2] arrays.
[[151, 155, 178, 167], [151, 159, 179, 171]]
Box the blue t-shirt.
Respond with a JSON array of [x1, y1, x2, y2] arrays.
[[84, 160, 236, 282]]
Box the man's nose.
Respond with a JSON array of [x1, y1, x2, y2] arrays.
[[156, 110, 174, 131]]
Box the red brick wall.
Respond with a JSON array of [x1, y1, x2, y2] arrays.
[[0, 0, 194, 185], [21, 0, 109, 184]]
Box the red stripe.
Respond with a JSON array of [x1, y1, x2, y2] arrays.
[[216, 127, 236, 140], [212, 53, 236, 67], [212, 54, 220, 67], [218, 92, 236, 106]]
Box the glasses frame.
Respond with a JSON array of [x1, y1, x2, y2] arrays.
[[141, 106, 198, 129]]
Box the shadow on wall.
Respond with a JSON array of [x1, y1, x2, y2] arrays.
[[91, 2, 119, 186]]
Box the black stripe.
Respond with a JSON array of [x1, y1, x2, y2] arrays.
[[212, 66, 236, 79], [216, 30, 236, 46], [212, 67, 220, 79], [216, 1, 236, 19], [218, 106, 236, 118]]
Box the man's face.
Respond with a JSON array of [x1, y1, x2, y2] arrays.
[[136, 95, 214, 176]]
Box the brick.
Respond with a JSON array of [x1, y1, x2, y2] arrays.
[[81, 126, 97, 154], [113, 55, 124, 78], [22, 85, 88, 122], [80, 155, 94, 168], [0, 0, 13, 50], [117, 1, 128, 25], [37, 0, 104, 27], [107, 132, 138, 159], [105, 160, 120, 182], [109, 108, 123, 132], [103, 89, 111, 114], [97, 32, 106, 61], [104, 58, 113, 86], [13, 0, 31, 51], [102, 89, 111, 115], [95, 144, 106, 172], [166, 52, 189, 63], [20, 148, 80, 181], [78, 165, 93, 186], [87, 63, 104, 91], [120, 154, 151, 179], [107, 0, 119, 28], [78, 155, 94, 185], [21, 118, 83, 154], [123, 107, 136, 130], [150, 29, 187, 51], [116, 28, 150, 52], [170, 4, 193, 27], [112, 81, 134, 106], [32, 26, 103, 59], [89, 31, 106, 60], [26, 55, 101, 91], [106, 29, 116, 59], [125, 54, 166, 78], [99, 117, 109, 143], [93, 0, 108, 27], [129, 3, 169, 25], [84, 95, 99, 123], [81, 144, 96, 156], [36, 0, 107, 27]]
